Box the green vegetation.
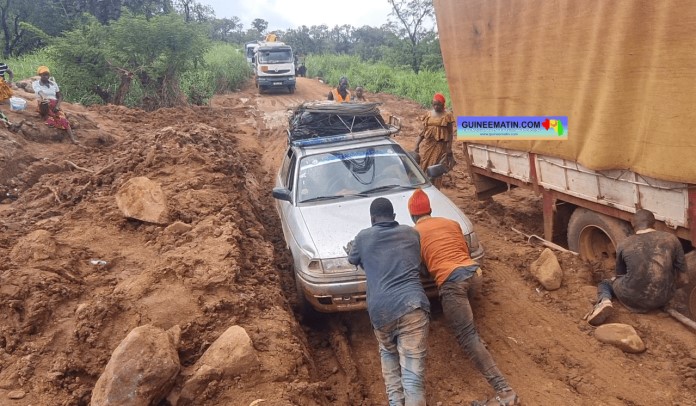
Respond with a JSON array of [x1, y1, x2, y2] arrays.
[[1, 0, 443, 109], [307, 55, 449, 108], [5, 51, 56, 83]]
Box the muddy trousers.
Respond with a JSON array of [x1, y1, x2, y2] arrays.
[[597, 279, 616, 302], [439, 278, 511, 393], [373, 308, 430, 406]]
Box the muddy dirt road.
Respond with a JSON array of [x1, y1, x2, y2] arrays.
[[0, 77, 695, 405]]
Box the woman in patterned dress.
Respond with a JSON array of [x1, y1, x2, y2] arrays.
[[414, 92, 455, 188]]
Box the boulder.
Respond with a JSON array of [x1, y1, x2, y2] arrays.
[[115, 177, 168, 224], [91, 325, 181, 406], [594, 323, 646, 353], [177, 326, 259, 405], [530, 248, 563, 290]]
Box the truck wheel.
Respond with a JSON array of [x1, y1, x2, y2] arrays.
[[674, 252, 696, 321], [258, 86, 265, 95], [294, 270, 318, 322], [288, 85, 295, 94], [567, 208, 632, 263]]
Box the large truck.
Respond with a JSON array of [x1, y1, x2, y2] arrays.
[[252, 35, 296, 94], [433, 0, 696, 319]]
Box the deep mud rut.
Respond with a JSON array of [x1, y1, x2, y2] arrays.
[[0, 78, 695, 406]]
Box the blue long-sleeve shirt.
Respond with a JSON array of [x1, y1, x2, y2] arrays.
[[348, 220, 430, 329]]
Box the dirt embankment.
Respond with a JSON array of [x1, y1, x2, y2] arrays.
[[0, 78, 694, 406]]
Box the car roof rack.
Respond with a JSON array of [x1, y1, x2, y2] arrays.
[[288, 101, 400, 147]]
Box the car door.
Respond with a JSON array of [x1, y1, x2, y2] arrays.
[[277, 148, 297, 248]]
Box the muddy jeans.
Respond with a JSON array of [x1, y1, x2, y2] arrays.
[[373, 308, 430, 406], [439, 277, 511, 393]]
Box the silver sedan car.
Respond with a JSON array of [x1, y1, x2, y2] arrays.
[[273, 130, 483, 314]]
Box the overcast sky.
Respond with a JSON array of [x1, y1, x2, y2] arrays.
[[201, 0, 395, 30]]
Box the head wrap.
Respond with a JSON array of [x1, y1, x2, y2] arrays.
[[37, 66, 50, 75], [433, 93, 446, 105], [408, 189, 432, 216]]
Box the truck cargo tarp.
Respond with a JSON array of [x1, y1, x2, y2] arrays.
[[435, 0, 696, 184]]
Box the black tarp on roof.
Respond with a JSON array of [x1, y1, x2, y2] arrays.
[[288, 102, 389, 141]]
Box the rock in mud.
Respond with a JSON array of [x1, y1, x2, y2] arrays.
[[530, 248, 563, 290], [91, 324, 181, 406], [115, 176, 169, 224], [7, 389, 26, 399], [9, 229, 57, 263], [177, 325, 259, 404], [594, 323, 646, 353], [165, 221, 192, 234]]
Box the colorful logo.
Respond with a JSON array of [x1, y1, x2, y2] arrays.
[[457, 116, 568, 140], [542, 118, 564, 136]]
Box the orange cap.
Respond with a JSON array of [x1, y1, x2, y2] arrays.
[[37, 66, 50, 75], [408, 189, 431, 216]]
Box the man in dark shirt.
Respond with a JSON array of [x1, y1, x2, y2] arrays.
[[347, 197, 430, 406], [327, 76, 351, 102], [587, 209, 688, 325]]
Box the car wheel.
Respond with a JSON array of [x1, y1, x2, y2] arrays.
[[567, 208, 632, 264], [294, 270, 319, 322]]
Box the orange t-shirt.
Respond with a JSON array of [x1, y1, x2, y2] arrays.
[[414, 216, 477, 286]]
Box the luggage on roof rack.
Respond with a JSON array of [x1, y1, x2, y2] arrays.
[[287, 101, 400, 146]]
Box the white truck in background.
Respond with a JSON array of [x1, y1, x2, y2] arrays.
[[433, 0, 696, 320], [251, 35, 296, 94]]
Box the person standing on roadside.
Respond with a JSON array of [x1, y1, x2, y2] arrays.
[[414, 93, 455, 188], [347, 197, 430, 406], [407, 188, 520, 406], [328, 76, 351, 102], [354, 86, 368, 102]]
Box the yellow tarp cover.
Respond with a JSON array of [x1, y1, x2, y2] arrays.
[[434, 0, 696, 184]]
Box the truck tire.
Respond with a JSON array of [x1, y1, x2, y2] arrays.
[[258, 86, 265, 95], [288, 85, 295, 94], [674, 252, 696, 321], [567, 208, 633, 263]]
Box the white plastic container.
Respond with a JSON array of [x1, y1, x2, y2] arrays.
[[9, 96, 26, 111]]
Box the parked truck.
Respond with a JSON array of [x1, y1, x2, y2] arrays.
[[252, 34, 296, 94], [433, 0, 696, 319]]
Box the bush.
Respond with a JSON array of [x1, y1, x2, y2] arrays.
[[305, 54, 450, 108]]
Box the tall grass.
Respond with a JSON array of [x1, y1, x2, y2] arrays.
[[5, 43, 251, 107], [180, 42, 252, 105], [5, 50, 56, 82], [306, 54, 451, 108]]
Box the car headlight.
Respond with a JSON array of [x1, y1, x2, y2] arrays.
[[320, 257, 356, 273]]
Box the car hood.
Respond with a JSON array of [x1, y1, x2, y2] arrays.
[[298, 187, 474, 259]]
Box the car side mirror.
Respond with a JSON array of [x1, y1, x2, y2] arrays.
[[272, 187, 293, 202], [426, 164, 447, 179]]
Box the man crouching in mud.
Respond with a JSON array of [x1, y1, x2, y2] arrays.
[[586, 209, 688, 325]]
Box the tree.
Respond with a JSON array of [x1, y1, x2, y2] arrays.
[[51, 12, 210, 108], [251, 18, 267, 35], [175, 0, 214, 23], [386, 0, 435, 73], [210, 17, 242, 42]]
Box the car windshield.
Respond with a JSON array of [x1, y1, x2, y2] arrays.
[[297, 144, 427, 203], [258, 49, 293, 63]]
